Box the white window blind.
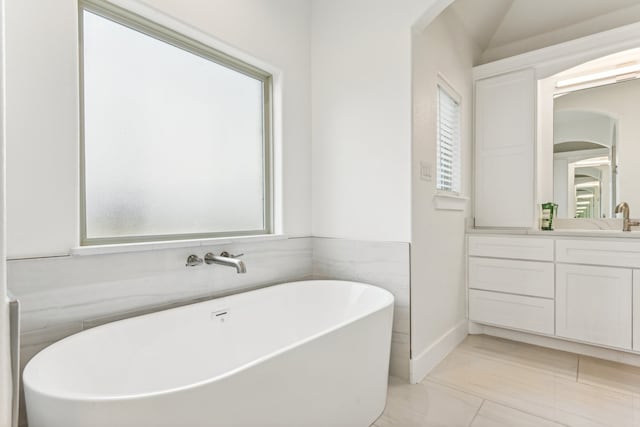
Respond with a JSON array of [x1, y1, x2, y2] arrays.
[[436, 83, 461, 194]]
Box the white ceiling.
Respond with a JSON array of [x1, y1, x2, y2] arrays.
[[449, 0, 640, 64]]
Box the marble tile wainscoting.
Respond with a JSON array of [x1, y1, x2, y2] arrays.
[[313, 237, 411, 380], [8, 236, 411, 426]]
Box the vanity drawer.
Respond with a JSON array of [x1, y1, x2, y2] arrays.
[[556, 239, 640, 268], [468, 236, 553, 261], [468, 257, 554, 298], [469, 289, 554, 335]]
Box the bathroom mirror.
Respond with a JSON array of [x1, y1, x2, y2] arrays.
[[551, 49, 640, 219], [553, 89, 619, 219]]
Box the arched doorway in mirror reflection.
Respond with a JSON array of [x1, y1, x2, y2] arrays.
[[553, 109, 617, 219]]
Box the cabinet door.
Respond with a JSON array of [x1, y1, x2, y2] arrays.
[[556, 264, 632, 349], [474, 69, 535, 228], [634, 270, 640, 351]]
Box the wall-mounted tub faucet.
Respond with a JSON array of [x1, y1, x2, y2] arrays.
[[185, 254, 203, 267], [615, 202, 640, 231], [205, 251, 247, 274]]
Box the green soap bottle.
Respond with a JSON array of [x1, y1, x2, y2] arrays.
[[541, 202, 556, 230]]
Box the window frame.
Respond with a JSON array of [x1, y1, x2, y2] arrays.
[[435, 75, 462, 196], [78, 0, 274, 246]]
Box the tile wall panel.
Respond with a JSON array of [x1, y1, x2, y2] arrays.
[[312, 238, 411, 379]]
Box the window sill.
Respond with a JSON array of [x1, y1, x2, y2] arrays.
[[433, 193, 468, 211], [70, 234, 288, 256]]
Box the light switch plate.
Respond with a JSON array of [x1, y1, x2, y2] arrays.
[[420, 161, 432, 181]]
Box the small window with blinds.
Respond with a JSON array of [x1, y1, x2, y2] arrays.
[[436, 80, 461, 194]]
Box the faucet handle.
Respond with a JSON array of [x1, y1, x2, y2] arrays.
[[185, 254, 203, 267], [220, 251, 244, 258]]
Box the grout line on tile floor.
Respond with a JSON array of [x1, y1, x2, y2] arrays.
[[425, 376, 493, 402], [572, 373, 638, 398], [576, 356, 580, 383], [483, 398, 573, 427], [425, 377, 573, 427], [467, 399, 485, 426]]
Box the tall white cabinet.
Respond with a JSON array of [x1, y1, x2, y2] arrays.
[[474, 69, 536, 228]]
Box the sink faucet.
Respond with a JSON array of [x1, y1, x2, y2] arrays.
[[615, 202, 640, 231], [204, 251, 247, 273]]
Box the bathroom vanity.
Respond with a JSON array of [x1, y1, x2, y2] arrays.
[[467, 233, 640, 354], [465, 7, 640, 360]]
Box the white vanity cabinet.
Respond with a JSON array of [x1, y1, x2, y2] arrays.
[[468, 235, 640, 354], [556, 264, 632, 350], [474, 68, 536, 228]]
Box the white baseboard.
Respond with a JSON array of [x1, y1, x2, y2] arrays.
[[409, 320, 468, 384], [473, 322, 640, 368], [467, 320, 484, 334]]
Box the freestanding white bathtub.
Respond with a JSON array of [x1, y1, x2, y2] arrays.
[[23, 280, 394, 427]]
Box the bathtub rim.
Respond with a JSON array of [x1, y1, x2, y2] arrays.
[[23, 279, 394, 402]]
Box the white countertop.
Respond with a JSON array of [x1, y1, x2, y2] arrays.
[[466, 218, 640, 238], [467, 228, 640, 239]]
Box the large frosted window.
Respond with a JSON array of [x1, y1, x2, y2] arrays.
[[81, 4, 272, 244]]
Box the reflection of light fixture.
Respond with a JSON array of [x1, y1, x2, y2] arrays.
[[576, 194, 595, 199], [557, 63, 640, 88], [576, 201, 591, 206], [574, 156, 611, 167], [575, 181, 600, 188]]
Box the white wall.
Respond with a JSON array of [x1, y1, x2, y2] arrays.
[[310, 0, 439, 242], [5, 0, 79, 258], [554, 79, 640, 213], [0, 0, 13, 424], [411, 7, 478, 376], [5, 0, 312, 258]]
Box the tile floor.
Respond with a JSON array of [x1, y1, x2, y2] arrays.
[[373, 334, 640, 427]]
